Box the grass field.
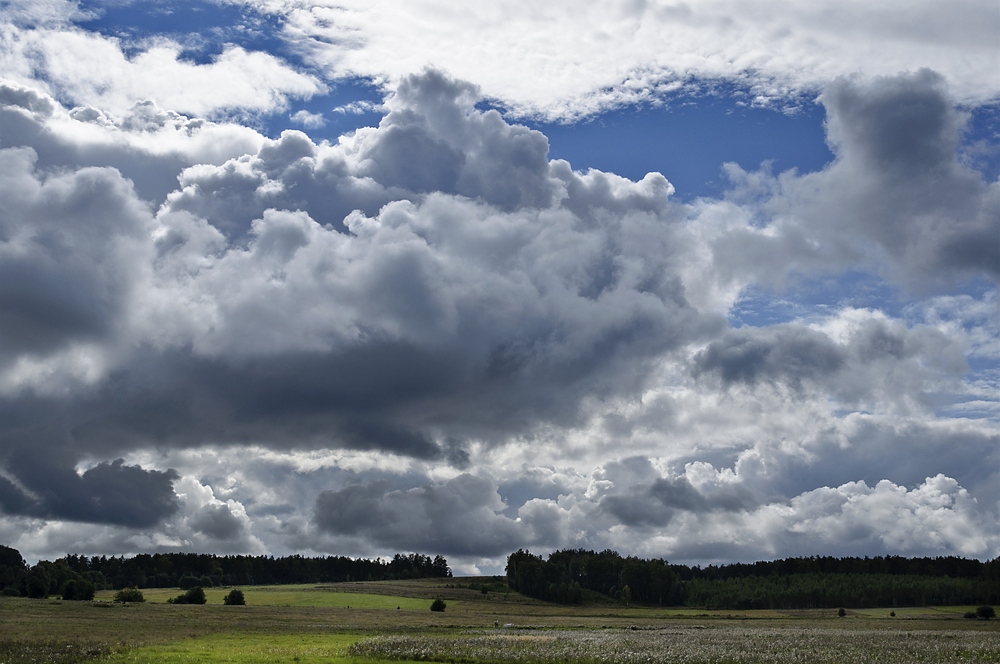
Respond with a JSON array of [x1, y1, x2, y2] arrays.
[[3, 578, 998, 663]]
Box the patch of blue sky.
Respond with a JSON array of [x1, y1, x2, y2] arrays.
[[960, 103, 1000, 182], [729, 270, 903, 329], [273, 77, 386, 142], [74, 1, 388, 139], [520, 95, 834, 200], [75, 0, 288, 63]]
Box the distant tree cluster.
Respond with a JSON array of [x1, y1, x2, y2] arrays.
[[0, 545, 450, 598], [507, 550, 1000, 609], [506, 549, 684, 605]]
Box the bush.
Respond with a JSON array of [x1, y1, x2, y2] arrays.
[[169, 586, 207, 605], [223, 589, 246, 605], [838, 608, 846, 618], [1, 586, 20, 597], [964, 611, 978, 619], [114, 587, 145, 603], [977, 605, 996, 620], [61, 579, 95, 601], [430, 598, 447, 612]]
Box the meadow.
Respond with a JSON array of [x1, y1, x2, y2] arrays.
[[1, 578, 998, 663]]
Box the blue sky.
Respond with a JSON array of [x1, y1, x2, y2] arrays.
[[0, 0, 997, 571]]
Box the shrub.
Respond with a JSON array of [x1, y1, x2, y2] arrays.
[[61, 579, 95, 601], [837, 608, 846, 618], [430, 598, 447, 612], [1, 586, 20, 597], [964, 611, 978, 619], [114, 587, 145, 603], [977, 605, 996, 620], [169, 586, 207, 605], [223, 589, 245, 605]]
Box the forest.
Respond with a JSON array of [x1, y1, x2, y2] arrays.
[[0, 546, 450, 599], [505, 549, 1000, 609], [2, 543, 998, 609]]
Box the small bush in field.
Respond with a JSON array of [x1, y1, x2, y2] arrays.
[[430, 598, 446, 612], [978, 605, 996, 620], [168, 586, 207, 605], [113, 587, 145, 603], [223, 589, 245, 605]]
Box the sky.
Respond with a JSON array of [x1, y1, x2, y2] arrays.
[[0, 0, 997, 573]]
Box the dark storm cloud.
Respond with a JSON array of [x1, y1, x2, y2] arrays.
[[313, 474, 524, 556], [0, 457, 179, 528], [0, 147, 150, 361]]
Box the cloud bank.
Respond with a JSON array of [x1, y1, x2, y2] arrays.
[[0, 1, 997, 570]]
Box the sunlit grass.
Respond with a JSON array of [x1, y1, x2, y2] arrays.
[[102, 633, 380, 664]]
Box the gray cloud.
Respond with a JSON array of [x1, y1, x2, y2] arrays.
[[314, 474, 524, 556], [708, 70, 998, 291], [0, 71, 714, 469], [695, 325, 844, 389], [0, 147, 150, 362], [598, 457, 756, 528], [191, 504, 244, 540], [693, 316, 966, 410], [0, 457, 179, 528], [0, 63, 996, 568]]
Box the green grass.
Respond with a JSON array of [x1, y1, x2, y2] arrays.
[[94, 585, 435, 610], [4, 579, 997, 663], [102, 633, 387, 664]]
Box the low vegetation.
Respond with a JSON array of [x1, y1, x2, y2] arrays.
[[348, 627, 1000, 664], [223, 588, 246, 605], [113, 587, 145, 603], [2, 542, 999, 663], [167, 586, 207, 604], [1, 577, 997, 664]]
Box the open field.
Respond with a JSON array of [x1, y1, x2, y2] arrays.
[[3, 578, 998, 663]]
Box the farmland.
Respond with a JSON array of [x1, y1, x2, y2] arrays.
[[1, 577, 998, 663]]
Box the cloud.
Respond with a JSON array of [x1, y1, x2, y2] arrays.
[[251, 0, 1000, 119], [704, 70, 999, 292], [0, 16, 323, 118], [693, 310, 968, 412], [0, 458, 179, 528], [0, 63, 996, 569], [1, 80, 265, 204], [0, 146, 150, 370], [290, 109, 325, 128], [314, 474, 523, 556]]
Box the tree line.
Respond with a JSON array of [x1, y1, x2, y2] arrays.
[[0, 545, 450, 599], [506, 549, 1000, 609]]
